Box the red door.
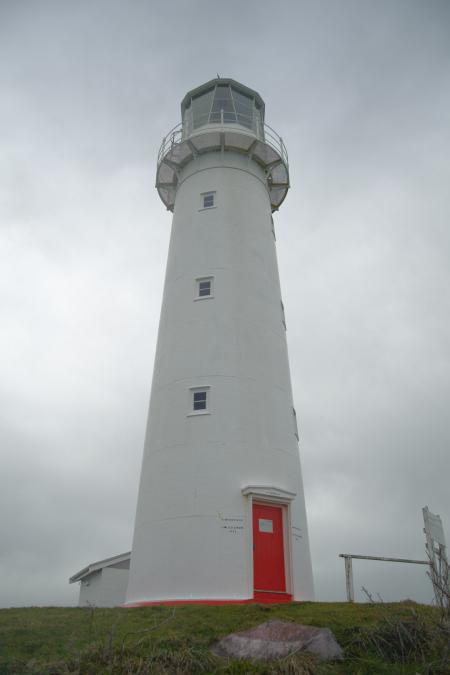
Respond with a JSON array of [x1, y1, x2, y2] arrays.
[[252, 503, 286, 593]]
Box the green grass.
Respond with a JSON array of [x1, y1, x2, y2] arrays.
[[0, 602, 447, 674]]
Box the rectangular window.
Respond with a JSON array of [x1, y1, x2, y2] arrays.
[[293, 407, 299, 440], [189, 386, 210, 415], [201, 192, 215, 209], [198, 279, 211, 296], [281, 301, 286, 330], [259, 518, 274, 533], [195, 276, 214, 299], [193, 390, 207, 410], [271, 215, 276, 240]]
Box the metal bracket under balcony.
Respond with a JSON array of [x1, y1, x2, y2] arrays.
[[156, 123, 289, 212]]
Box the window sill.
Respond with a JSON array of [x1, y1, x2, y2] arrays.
[[198, 206, 217, 212], [187, 410, 211, 417], [194, 295, 214, 301]]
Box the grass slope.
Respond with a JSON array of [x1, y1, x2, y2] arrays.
[[0, 602, 447, 674]]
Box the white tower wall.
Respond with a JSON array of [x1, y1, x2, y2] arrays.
[[126, 80, 314, 605]]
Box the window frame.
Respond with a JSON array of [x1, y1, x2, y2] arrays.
[[188, 386, 211, 416], [200, 191, 216, 210], [195, 276, 214, 301]]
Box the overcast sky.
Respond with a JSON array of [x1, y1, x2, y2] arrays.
[[1, 0, 449, 607]]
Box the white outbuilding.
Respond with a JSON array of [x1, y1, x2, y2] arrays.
[[70, 552, 130, 607], [125, 78, 315, 606]]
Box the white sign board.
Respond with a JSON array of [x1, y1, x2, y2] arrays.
[[259, 519, 273, 533], [423, 506, 446, 547]]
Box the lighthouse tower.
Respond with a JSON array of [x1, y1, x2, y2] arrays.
[[125, 78, 314, 605]]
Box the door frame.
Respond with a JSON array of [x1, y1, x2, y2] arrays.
[[241, 485, 296, 598]]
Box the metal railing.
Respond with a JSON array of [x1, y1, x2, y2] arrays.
[[339, 553, 430, 602], [157, 123, 184, 166], [157, 116, 289, 169]]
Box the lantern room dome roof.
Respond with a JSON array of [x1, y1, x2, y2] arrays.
[[180, 78, 265, 119]]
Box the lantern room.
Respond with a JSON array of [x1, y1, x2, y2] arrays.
[[156, 78, 290, 213], [181, 79, 265, 136]]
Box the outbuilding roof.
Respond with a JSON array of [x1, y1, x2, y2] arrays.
[[69, 551, 131, 583]]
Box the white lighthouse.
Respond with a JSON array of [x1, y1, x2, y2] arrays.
[[125, 78, 314, 605]]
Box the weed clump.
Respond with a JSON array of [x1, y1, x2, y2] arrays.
[[346, 609, 450, 673]]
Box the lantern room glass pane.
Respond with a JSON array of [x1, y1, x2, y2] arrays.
[[187, 84, 262, 133], [209, 112, 221, 123], [232, 89, 252, 112], [223, 111, 236, 123], [192, 89, 214, 129], [211, 85, 235, 120], [231, 88, 254, 129]]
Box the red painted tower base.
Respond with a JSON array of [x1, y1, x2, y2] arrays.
[[124, 592, 293, 608]]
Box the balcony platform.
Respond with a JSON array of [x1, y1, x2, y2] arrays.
[[156, 124, 289, 212]]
